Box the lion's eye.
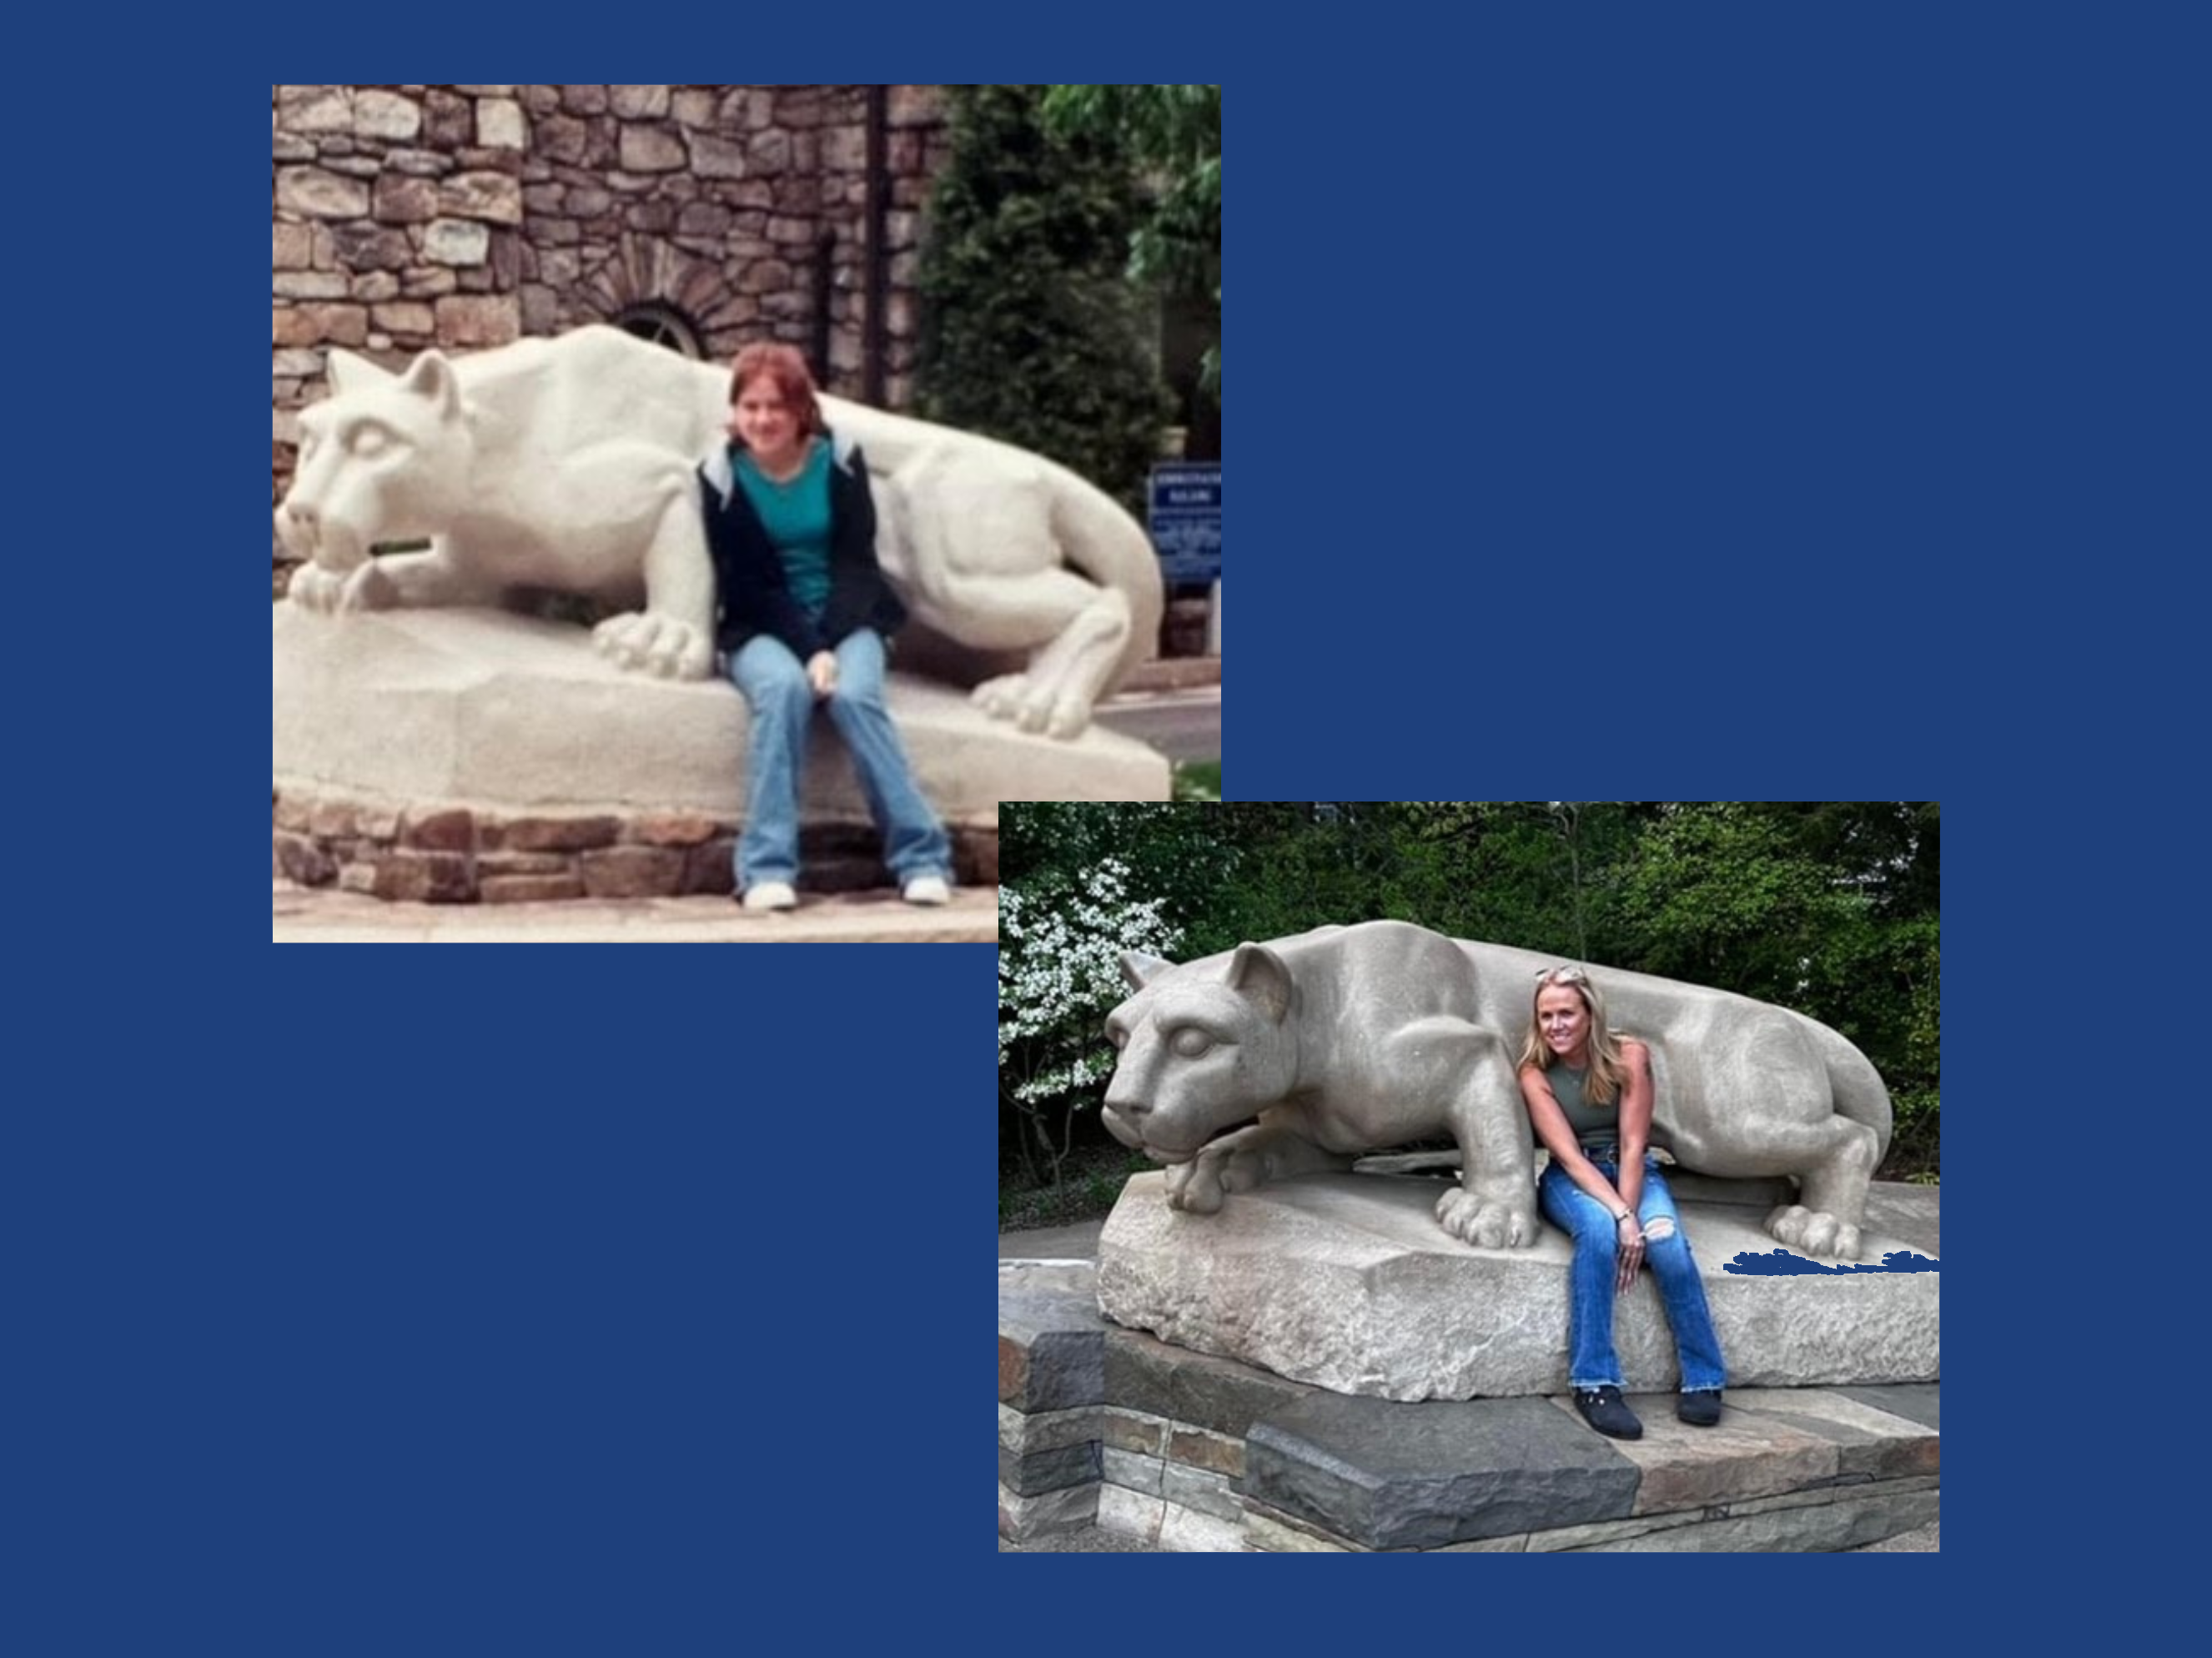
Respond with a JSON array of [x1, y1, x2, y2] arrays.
[[1171, 1028, 1212, 1059], [347, 425, 392, 458]]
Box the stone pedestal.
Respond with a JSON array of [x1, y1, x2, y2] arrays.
[[1096, 1171, 1938, 1402], [274, 604, 1168, 898]]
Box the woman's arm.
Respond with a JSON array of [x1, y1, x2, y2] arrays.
[[1615, 1040, 1653, 1218]]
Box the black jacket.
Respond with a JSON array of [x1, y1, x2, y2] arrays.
[[699, 430, 907, 660]]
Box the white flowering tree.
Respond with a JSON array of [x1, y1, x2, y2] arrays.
[[999, 858, 1183, 1189]]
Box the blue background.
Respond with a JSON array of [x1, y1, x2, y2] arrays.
[[10, 7, 2192, 1643]]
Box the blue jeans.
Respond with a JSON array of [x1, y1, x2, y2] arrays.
[[726, 630, 952, 889], [1538, 1153, 1726, 1393]]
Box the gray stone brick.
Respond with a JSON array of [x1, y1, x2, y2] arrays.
[[1248, 1394, 1638, 1551]]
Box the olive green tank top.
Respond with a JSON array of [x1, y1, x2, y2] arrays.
[[1546, 1063, 1617, 1148]]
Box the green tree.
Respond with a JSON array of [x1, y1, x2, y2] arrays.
[[915, 85, 1172, 514], [1043, 84, 1221, 400]]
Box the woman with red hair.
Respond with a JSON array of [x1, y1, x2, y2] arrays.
[[700, 343, 952, 911]]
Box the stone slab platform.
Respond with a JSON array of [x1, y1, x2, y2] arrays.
[[274, 604, 1169, 822], [998, 1259, 1939, 1553], [1097, 1171, 1938, 1401]]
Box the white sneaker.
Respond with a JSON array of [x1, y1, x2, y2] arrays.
[[742, 881, 797, 912], [901, 874, 951, 907]]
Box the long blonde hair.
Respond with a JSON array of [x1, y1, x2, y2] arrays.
[[1517, 965, 1631, 1105]]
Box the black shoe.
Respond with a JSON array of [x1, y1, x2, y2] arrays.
[[1677, 1388, 1723, 1427], [1572, 1386, 1643, 1439]]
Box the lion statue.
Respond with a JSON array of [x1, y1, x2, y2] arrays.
[[275, 324, 1162, 740], [1101, 921, 1894, 1261]]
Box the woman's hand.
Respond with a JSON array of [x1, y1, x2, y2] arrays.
[[1616, 1214, 1645, 1292], [807, 651, 838, 698]]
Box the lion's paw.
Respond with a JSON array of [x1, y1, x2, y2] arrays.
[[287, 561, 393, 615], [593, 612, 713, 680], [973, 673, 1089, 737], [1766, 1203, 1862, 1262], [1435, 1188, 1541, 1249], [1164, 1157, 1224, 1215]]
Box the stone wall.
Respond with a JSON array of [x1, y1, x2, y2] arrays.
[[273, 84, 948, 512]]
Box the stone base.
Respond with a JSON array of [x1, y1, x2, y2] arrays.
[[998, 1259, 1940, 1554], [274, 605, 1168, 899], [1097, 1171, 1938, 1401]]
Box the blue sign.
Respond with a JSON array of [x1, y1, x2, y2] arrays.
[[1149, 462, 1220, 585]]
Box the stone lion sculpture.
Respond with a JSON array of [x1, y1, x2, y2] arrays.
[[275, 324, 1162, 739], [1100, 921, 1894, 1260]]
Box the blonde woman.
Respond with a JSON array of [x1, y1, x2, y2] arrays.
[[1519, 964, 1724, 1440]]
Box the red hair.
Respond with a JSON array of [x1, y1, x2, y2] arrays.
[[726, 342, 825, 441]]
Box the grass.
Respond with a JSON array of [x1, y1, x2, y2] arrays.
[[1174, 760, 1220, 800]]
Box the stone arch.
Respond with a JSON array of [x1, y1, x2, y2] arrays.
[[580, 233, 751, 350]]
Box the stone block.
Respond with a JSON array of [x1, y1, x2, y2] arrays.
[[1247, 1393, 1638, 1551], [1723, 1386, 1940, 1482], [1545, 1394, 1839, 1515], [998, 1439, 1100, 1499], [1094, 1483, 1163, 1545], [1098, 1171, 1938, 1400], [578, 845, 685, 897], [996, 1401, 1097, 1457], [1161, 1462, 1240, 1523], [998, 1262, 1106, 1414], [1168, 1424, 1243, 1480], [1242, 1501, 1356, 1553], [1100, 1445, 1162, 1496], [1103, 1325, 1319, 1440], [373, 850, 475, 903], [1836, 1380, 1940, 1432], [1547, 1480, 1938, 1553], [274, 608, 1168, 835], [1158, 1503, 1246, 1553], [479, 872, 586, 904], [999, 1480, 1095, 1544], [1100, 1407, 1168, 1458]]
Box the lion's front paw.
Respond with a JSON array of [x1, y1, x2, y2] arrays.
[[287, 561, 393, 615], [593, 612, 713, 680], [973, 674, 1091, 740], [1766, 1203, 1863, 1261], [1164, 1157, 1224, 1214], [1435, 1187, 1541, 1249]]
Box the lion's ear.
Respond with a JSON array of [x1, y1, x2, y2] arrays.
[[1227, 944, 1294, 1024], [1121, 951, 1175, 990], [325, 348, 395, 396], [399, 349, 463, 419]]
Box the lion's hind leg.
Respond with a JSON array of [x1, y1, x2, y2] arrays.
[[1760, 1115, 1884, 1261], [888, 452, 1130, 738]]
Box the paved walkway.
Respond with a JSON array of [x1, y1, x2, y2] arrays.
[[275, 879, 997, 942]]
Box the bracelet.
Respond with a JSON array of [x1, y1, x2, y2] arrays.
[[1614, 1208, 1634, 1224]]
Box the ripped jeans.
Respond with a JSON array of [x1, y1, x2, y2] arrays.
[[1539, 1151, 1726, 1394]]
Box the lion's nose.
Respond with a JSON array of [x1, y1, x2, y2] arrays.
[[1103, 1084, 1148, 1119]]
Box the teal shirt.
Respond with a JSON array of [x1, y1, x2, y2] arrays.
[[734, 440, 833, 616]]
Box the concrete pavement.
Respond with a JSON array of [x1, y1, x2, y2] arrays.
[[275, 878, 997, 942]]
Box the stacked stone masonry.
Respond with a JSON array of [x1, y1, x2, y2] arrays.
[[273, 786, 997, 903], [274, 84, 948, 510], [998, 1261, 1939, 1554]]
